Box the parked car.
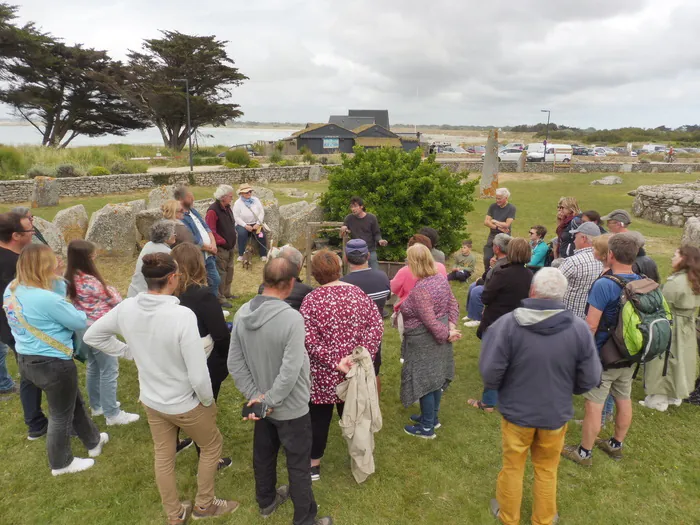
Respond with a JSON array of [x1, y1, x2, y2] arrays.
[[630, 151, 638, 157], [572, 146, 589, 155], [503, 142, 525, 150], [473, 145, 486, 154], [593, 147, 607, 157], [603, 148, 618, 155], [481, 148, 525, 162], [442, 146, 467, 154], [525, 143, 573, 162]]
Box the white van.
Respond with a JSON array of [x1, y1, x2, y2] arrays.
[[642, 144, 666, 153], [525, 143, 572, 163]]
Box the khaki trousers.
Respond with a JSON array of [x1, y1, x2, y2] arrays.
[[215, 246, 235, 298], [144, 403, 223, 521], [496, 419, 567, 525]]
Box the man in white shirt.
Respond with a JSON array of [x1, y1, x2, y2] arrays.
[[232, 184, 269, 263]]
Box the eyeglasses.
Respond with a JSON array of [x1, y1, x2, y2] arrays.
[[529, 231, 537, 235], [557, 206, 565, 210], [15, 229, 34, 234]]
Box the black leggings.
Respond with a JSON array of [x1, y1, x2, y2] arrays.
[[309, 402, 344, 460]]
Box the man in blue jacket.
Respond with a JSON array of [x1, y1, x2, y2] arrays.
[[175, 185, 222, 299], [480, 268, 602, 525]]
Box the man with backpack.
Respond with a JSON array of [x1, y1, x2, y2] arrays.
[[561, 233, 671, 466]]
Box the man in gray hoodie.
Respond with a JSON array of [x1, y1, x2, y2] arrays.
[[479, 268, 602, 525], [228, 258, 332, 525]]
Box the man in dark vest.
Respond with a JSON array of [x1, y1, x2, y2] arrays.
[[206, 185, 238, 306]]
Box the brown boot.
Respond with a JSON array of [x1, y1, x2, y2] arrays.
[[560, 444, 592, 467], [168, 501, 192, 525], [595, 438, 623, 461], [192, 498, 239, 520]]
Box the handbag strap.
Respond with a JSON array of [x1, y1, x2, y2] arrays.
[[243, 199, 264, 225], [7, 291, 73, 358]]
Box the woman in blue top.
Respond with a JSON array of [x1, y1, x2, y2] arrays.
[[528, 225, 549, 270], [2, 244, 108, 476]]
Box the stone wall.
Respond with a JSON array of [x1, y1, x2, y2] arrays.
[[438, 161, 700, 175], [631, 182, 700, 227], [0, 166, 328, 204]]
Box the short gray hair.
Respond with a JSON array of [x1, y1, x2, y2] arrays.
[[11, 206, 30, 218], [150, 219, 176, 244], [495, 187, 511, 199], [531, 268, 568, 300], [268, 244, 304, 272], [493, 233, 512, 252], [214, 184, 234, 201], [173, 184, 190, 201]]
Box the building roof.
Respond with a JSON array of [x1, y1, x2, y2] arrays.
[[291, 123, 356, 139], [349, 110, 390, 130], [399, 136, 419, 142], [290, 123, 329, 138], [353, 124, 399, 138], [355, 137, 402, 148], [328, 115, 375, 129]]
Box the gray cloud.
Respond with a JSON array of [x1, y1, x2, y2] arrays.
[[6, 0, 700, 128]]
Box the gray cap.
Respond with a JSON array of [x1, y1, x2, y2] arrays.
[[601, 209, 632, 225], [569, 222, 602, 238], [493, 233, 512, 251]]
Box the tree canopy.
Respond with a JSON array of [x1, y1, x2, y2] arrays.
[[321, 147, 478, 261], [114, 31, 248, 151], [0, 3, 149, 148]]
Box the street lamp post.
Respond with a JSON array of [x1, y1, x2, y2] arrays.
[[175, 78, 193, 172], [541, 109, 551, 162]]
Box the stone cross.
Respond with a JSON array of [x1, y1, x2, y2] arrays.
[[480, 130, 499, 198]]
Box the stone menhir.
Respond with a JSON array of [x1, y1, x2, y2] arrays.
[[481, 130, 499, 198], [278, 201, 325, 248], [682, 217, 700, 247], [135, 209, 164, 241], [32, 216, 67, 256], [85, 203, 138, 256], [148, 185, 176, 210], [31, 177, 60, 208], [53, 205, 89, 244]]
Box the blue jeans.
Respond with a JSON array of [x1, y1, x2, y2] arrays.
[[482, 388, 498, 407], [236, 225, 268, 257], [467, 283, 485, 321], [85, 345, 120, 418], [369, 251, 379, 271], [602, 394, 615, 425], [0, 341, 15, 391], [205, 256, 220, 297], [419, 389, 443, 430]]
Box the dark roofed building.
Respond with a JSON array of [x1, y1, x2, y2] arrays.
[[353, 124, 402, 149], [348, 110, 390, 130], [290, 123, 356, 154], [328, 115, 375, 129]]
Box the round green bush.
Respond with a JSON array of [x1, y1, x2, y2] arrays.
[[26, 165, 56, 179], [224, 148, 250, 167], [0, 146, 26, 178], [87, 166, 111, 176], [110, 161, 149, 174], [55, 164, 84, 178], [224, 162, 241, 169], [268, 151, 283, 164], [248, 159, 261, 168]]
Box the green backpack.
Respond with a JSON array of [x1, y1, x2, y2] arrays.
[[599, 275, 673, 374]]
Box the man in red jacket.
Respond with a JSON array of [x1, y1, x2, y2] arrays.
[[206, 185, 238, 306]]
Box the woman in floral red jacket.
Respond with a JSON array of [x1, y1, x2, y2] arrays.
[[300, 249, 383, 482], [65, 240, 139, 427]]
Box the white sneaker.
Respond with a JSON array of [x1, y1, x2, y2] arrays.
[[88, 432, 110, 457], [222, 310, 230, 316], [261, 256, 268, 262], [52, 457, 95, 476], [462, 315, 472, 321], [91, 401, 120, 417], [106, 410, 140, 426], [639, 394, 668, 412], [464, 320, 480, 327], [237, 256, 244, 262]]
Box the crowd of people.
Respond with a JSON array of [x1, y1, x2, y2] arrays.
[[1, 187, 700, 525]]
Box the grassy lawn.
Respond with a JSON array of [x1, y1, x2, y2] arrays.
[[1, 173, 699, 524]]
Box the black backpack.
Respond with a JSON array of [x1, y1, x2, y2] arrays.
[[543, 242, 555, 267]]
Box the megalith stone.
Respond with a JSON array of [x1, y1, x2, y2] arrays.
[[515, 151, 526, 173], [279, 201, 324, 247], [53, 205, 88, 244], [251, 186, 275, 202], [682, 217, 700, 247], [31, 177, 60, 208], [85, 203, 138, 256], [126, 199, 147, 214], [32, 216, 67, 256], [309, 165, 322, 182], [480, 129, 499, 198], [193, 198, 214, 218], [591, 176, 623, 186], [135, 209, 164, 241], [263, 199, 281, 247], [148, 185, 176, 209]]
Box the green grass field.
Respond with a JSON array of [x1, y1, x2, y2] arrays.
[[1, 173, 699, 524]]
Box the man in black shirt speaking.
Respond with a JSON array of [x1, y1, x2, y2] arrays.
[[340, 197, 387, 271]]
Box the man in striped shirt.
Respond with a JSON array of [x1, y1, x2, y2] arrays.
[[340, 239, 391, 384], [559, 222, 603, 318]]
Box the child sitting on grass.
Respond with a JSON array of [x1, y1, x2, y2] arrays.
[[448, 240, 476, 282]]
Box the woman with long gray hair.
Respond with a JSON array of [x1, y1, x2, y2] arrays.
[[127, 220, 177, 297]]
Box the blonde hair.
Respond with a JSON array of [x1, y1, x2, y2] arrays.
[[558, 196, 581, 216], [10, 244, 59, 292], [160, 200, 180, 220], [407, 243, 437, 279], [592, 234, 612, 263], [170, 243, 207, 295]]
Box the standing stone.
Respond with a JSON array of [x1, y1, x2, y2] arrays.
[[193, 198, 215, 218], [309, 165, 322, 182], [620, 164, 633, 173], [135, 209, 164, 241], [682, 217, 700, 247], [686, 167, 694, 174], [251, 186, 275, 201], [515, 151, 526, 173], [148, 185, 176, 209], [126, 199, 147, 214], [53, 204, 89, 243], [480, 130, 499, 197], [263, 200, 280, 247], [85, 203, 138, 256], [279, 201, 325, 248], [31, 177, 60, 208], [32, 216, 67, 256]]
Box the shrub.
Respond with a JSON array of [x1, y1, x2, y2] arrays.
[[301, 147, 317, 165], [638, 158, 650, 164], [55, 164, 84, 178], [26, 165, 56, 179], [192, 157, 223, 166], [0, 146, 27, 177], [276, 159, 298, 167], [321, 147, 478, 261], [319, 156, 329, 165], [224, 148, 250, 167], [110, 161, 149, 174], [87, 166, 111, 176], [269, 150, 283, 164], [248, 159, 261, 168], [224, 162, 241, 169], [274, 141, 285, 153]]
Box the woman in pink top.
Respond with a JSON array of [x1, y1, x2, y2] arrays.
[[391, 234, 448, 310], [65, 240, 139, 426]]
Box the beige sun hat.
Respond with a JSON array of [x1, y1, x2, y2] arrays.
[[237, 183, 254, 194]]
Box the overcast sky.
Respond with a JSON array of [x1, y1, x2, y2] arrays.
[[7, 0, 700, 128]]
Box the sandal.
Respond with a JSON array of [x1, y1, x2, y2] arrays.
[[467, 399, 495, 413]]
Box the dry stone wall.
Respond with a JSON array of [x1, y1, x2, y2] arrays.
[[0, 166, 328, 204], [631, 182, 700, 227], [439, 161, 700, 175]]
